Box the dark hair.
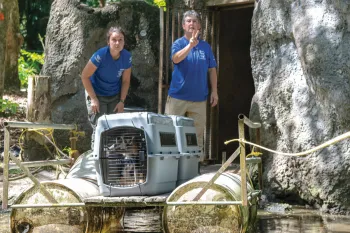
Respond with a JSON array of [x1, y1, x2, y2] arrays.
[[106, 26, 125, 41], [182, 10, 201, 25]]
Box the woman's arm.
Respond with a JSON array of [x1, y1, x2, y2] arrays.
[[114, 67, 131, 113], [81, 61, 99, 112]]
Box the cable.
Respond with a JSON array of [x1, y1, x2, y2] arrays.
[[104, 115, 111, 130], [224, 131, 350, 157], [138, 182, 143, 196]]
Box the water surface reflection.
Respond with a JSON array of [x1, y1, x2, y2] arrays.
[[257, 207, 350, 233], [2, 207, 350, 232]]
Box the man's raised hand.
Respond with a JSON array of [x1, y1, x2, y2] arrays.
[[189, 29, 199, 48]]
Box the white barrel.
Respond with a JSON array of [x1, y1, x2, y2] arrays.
[[10, 178, 124, 233], [164, 172, 258, 233]]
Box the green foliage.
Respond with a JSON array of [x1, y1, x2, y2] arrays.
[[18, 0, 51, 51], [84, 0, 99, 7], [153, 0, 166, 8], [9, 169, 23, 175], [82, 0, 167, 9], [18, 49, 44, 88], [144, 0, 167, 10], [0, 99, 19, 116], [62, 146, 72, 155]]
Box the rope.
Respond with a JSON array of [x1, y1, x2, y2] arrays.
[[19, 128, 70, 159], [224, 131, 350, 157]]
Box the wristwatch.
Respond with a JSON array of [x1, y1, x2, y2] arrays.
[[119, 99, 125, 104]]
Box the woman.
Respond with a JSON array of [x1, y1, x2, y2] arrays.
[[81, 26, 131, 125]]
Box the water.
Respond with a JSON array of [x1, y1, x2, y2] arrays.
[[257, 207, 350, 232], [2, 207, 350, 233]]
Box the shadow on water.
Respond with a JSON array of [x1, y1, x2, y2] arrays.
[[1, 207, 350, 233]]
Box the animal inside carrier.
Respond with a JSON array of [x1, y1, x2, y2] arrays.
[[93, 112, 180, 196]]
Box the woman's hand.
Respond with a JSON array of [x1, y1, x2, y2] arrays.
[[114, 101, 125, 113], [91, 97, 100, 113]]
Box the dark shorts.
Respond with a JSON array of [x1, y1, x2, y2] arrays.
[[85, 92, 120, 125]]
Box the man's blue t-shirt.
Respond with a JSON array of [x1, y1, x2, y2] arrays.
[[168, 37, 217, 102], [90, 46, 132, 96]]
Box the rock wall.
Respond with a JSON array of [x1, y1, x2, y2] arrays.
[[250, 0, 350, 213], [41, 0, 159, 151]]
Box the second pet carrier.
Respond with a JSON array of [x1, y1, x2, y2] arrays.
[[170, 115, 200, 186]]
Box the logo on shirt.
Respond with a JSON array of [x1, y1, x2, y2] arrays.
[[117, 69, 125, 78], [129, 57, 132, 64], [95, 55, 101, 64], [199, 50, 206, 60]]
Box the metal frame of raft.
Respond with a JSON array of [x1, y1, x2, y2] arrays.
[[3, 114, 262, 210]]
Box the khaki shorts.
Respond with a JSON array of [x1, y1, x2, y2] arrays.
[[164, 96, 206, 161]]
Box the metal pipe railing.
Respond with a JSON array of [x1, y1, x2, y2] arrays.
[[4, 121, 76, 130], [192, 148, 240, 201], [167, 191, 260, 206], [7, 159, 72, 170], [2, 127, 10, 210], [238, 117, 248, 206], [238, 114, 262, 207], [10, 203, 86, 209], [167, 201, 242, 206], [246, 157, 262, 164], [238, 114, 261, 129], [2, 121, 77, 210]]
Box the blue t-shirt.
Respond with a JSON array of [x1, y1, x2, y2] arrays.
[[168, 37, 217, 102], [90, 46, 132, 96]]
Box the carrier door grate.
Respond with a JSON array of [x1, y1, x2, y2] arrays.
[[100, 127, 147, 187]]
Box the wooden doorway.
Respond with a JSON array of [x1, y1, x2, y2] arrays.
[[217, 4, 255, 161]]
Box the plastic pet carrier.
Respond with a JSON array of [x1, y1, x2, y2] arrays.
[[93, 112, 180, 196], [170, 115, 200, 186]]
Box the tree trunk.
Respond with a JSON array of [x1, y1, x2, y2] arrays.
[[26, 75, 51, 123], [0, 0, 20, 98], [24, 75, 52, 161], [0, 1, 7, 98], [4, 0, 21, 91]]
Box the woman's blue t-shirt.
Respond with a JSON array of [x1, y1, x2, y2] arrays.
[[90, 46, 132, 96], [169, 37, 217, 102]]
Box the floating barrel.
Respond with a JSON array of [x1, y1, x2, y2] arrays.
[[163, 172, 258, 233], [10, 178, 124, 233], [67, 150, 96, 181]]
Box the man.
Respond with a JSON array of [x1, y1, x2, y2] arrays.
[[165, 10, 218, 162]]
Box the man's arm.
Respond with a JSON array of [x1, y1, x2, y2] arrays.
[[209, 67, 218, 107], [172, 44, 193, 64], [172, 29, 199, 64]]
